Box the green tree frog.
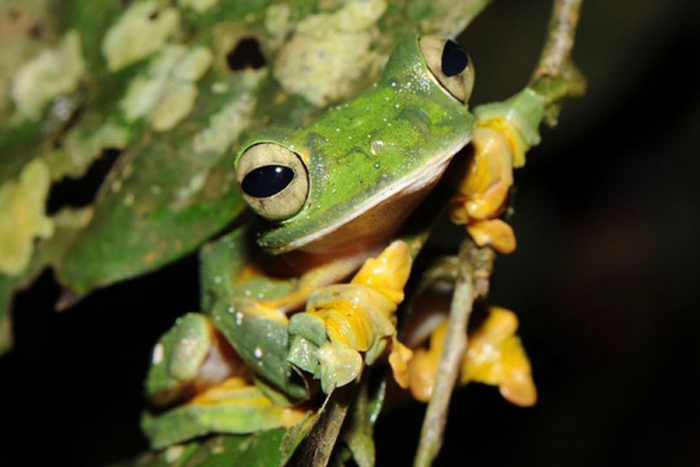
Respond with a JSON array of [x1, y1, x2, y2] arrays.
[[142, 34, 479, 448]]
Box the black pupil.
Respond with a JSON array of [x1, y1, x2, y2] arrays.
[[441, 40, 469, 77], [241, 165, 294, 198]]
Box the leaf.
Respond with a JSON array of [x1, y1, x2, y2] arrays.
[[290, 386, 355, 467], [54, 44, 253, 295], [1, 0, 496, 355], [342, 378, 376, 467], [118, 429, 294, 467], [0, 273, 17, 354]]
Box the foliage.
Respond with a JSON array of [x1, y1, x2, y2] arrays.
[[0, 0, 584, 465]]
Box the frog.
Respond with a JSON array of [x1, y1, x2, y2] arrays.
[[142, 30, 548, 450], [231, 34, 478, 311], [142, 34, 479, 448]]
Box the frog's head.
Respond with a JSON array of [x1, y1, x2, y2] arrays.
[[234, 35, 476, 256]]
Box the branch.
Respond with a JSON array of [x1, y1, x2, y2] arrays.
[[413, 1, 587, 465], [291, 386, 355, 467], [413, 240, 475, 467], [529, 0, 587, 122]]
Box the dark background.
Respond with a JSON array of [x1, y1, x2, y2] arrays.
[[3, 0, 700, 465], [378, 0, 700, 465]]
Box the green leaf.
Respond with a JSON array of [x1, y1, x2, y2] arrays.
[[119, 429, 294, 467], [342, 378, 377, 467], [0, 273, 17, 354]]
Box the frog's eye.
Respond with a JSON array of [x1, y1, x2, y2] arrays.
[[419, 35, 475, 103], [236, 143, 309, 221]]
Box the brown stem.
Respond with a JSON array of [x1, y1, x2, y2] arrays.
[[413, 240, 475, 467], [413, 2, 587, 465], [529, 0, 587, 118], [291, 386, 355, 467], [532, 0, 583, 81]]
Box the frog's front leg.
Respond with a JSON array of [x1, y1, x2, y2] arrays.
[[449, 88, 545, 254], [142, 241, 415, 448], [199, 226, 365, 401], [287, 241, 414, 393], [258, 248, 376, 315]]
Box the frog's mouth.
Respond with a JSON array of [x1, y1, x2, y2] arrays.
[[263, 135, 471, 256]]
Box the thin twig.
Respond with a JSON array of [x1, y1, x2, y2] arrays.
[[412, 2, 587, 465], [532, 0, 582, 81], [529, 0, 587, 117], [413, 240, 475, 467], [292, 385, 354, 467]]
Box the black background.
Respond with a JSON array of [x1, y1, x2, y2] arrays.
[[3, 0, 700, 465]]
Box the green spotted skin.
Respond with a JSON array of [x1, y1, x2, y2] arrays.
[[235, 35, 475, 253]]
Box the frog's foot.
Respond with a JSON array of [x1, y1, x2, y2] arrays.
[[461, 306, 537, 406], [466, 218, 516, 254], [287, 241, 414, 393], [405, 306, 536, 407], [449, 89, 545, 254], [145, 313, 248, 408], [143, 313, 310, 448], [142, 376, 309, 449], [388, 337, 414, 389], [406, 319, 446, 402], [449, 127, 515, 253], [449, 127, 513, 224]]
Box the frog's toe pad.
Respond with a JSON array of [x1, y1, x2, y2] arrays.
[[467, 219, 516, 254], [317, 341, 363, 393]]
